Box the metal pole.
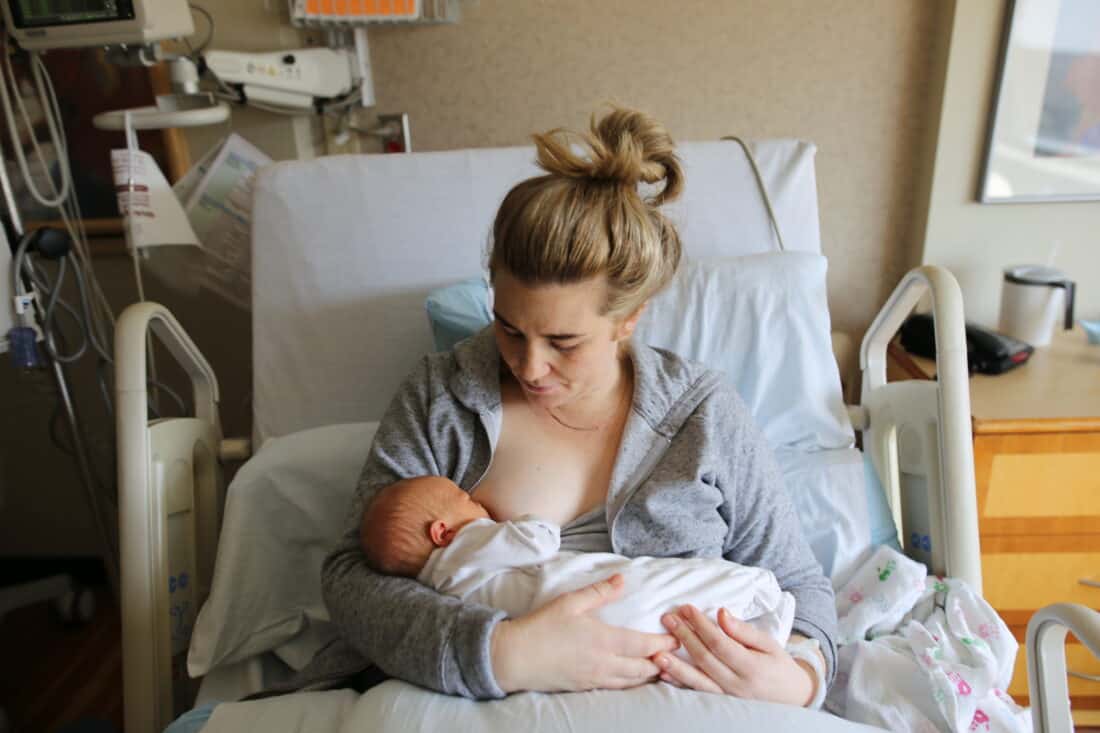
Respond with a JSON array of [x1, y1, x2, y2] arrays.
[[39, 299, 122, 602]]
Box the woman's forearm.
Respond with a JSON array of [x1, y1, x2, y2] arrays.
[[489, 619, 521, 693], [322, 533, 508, 699]]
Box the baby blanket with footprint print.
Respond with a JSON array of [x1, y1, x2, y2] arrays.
[[826, 546, 1032, 733]]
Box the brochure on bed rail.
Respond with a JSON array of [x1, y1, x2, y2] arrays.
[[173, 133, 272, 310]]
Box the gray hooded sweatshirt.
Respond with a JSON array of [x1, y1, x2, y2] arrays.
[[306, 326, 837, 699]]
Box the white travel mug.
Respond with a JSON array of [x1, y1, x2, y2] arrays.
[[998, 265, 1075, 347]]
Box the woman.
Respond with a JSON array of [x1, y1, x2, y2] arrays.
[[317, 106, 837, 708]]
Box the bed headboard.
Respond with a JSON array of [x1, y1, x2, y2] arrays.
[[250, 140, 821, 442]]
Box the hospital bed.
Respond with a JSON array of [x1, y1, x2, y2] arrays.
[[113, 139, 1100, 733]]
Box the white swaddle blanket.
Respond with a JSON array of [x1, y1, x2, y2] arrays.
[[826, 546, 1031, 733], [417, 517, 796, 646]]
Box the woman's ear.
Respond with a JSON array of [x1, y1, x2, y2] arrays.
[[617, 302, 648, 340], [429, 520, 453, 547]]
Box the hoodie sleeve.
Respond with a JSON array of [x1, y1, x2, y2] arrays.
[[320, 356, 508, 699], [707, 384, 839, 686]]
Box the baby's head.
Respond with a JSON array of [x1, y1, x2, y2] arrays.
[[361, 476, 490, 577]]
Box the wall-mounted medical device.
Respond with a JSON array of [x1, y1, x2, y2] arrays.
[[2, 0, 193, 51], [3, 0, 462, 119], [290, 0, 459, 25], [204, 48, 357, 110]]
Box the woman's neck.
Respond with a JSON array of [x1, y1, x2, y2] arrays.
[[545, 357, 633, 432]]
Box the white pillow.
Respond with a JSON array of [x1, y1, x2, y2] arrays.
[[637, 253, 878, 584], [776, 447, 871, 589], [345, 680, 884, 733], [188, 422, 379, 677], [636, 252, 854, 452]]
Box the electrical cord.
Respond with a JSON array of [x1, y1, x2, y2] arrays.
[[0, 38, 70, 208], [28, 258, 87, 363], [189, 4, 215, 55], [0, 41, 114, 342], [26, 46, 115, 336], [17, 240, 188, 418]]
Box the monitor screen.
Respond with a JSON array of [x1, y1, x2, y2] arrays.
[[9, 0, 135, 28]]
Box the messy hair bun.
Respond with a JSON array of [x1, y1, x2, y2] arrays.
[[533, 107, 684, 205], [489, 105, 684, 320]]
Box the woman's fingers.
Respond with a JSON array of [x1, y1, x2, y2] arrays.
[[606, 655, 662, 687], [612, 625, 680, 657], [680, 606, 754, 669], [662, 610, 740, 690], [658, 672, 684, 688], [717, 607, 782, 654], [653, 650, 723, 694]]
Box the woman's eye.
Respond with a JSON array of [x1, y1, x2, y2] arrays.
[[553, 342, 578, 353]]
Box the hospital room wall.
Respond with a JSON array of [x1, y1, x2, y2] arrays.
[[361, 0, 954, 336], [921, 0, 1100, 327]]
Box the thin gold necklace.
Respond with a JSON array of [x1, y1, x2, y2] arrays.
[[544, 373, 631, 432]]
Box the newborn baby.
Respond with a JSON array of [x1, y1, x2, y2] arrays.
[[360, 476, 795, 646]]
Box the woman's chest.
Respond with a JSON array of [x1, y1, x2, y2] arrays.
[[472, 401, 622, 526]]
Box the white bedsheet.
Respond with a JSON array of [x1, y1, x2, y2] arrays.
[[204, 681, 885, 733]]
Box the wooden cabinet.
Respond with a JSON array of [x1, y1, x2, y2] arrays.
[[888, 327, 1100, 726]]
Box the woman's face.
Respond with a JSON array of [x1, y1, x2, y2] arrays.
[[492, 268, 638, 410]]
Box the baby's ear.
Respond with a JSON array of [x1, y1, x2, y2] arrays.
[[429, 520, 452, 547]]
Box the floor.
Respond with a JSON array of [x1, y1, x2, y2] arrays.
[[0, 575, 121, 733]]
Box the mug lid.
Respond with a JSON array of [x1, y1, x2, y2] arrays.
[[1004, 265, 1068, 285]]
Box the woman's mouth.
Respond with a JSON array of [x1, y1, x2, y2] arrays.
[[521, 380, 556, 394]]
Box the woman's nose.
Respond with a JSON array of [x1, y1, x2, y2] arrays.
[[517, 344, 550, 382]]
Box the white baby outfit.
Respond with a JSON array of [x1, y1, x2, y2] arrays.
[[417, 517, 796, 645]]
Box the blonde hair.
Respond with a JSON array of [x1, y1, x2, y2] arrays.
[[489, 106, 684, 319]]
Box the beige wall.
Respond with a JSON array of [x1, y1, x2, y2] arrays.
[[922, 0, 1100, 328], [367, 0, 953, 335]]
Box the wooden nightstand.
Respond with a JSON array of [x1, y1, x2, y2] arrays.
[[888, 326, 1100, 725]]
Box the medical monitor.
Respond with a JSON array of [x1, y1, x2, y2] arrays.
[[3, 0, 192, 50]]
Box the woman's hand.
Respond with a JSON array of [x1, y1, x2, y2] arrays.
[[491, 574, 680, 694], [655, 605, 817, 707]]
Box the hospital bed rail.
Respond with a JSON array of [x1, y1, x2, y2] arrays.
[[116, 302, 227, 733], [114, 268, 1100, 733], [857, 265, 980, 590]]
